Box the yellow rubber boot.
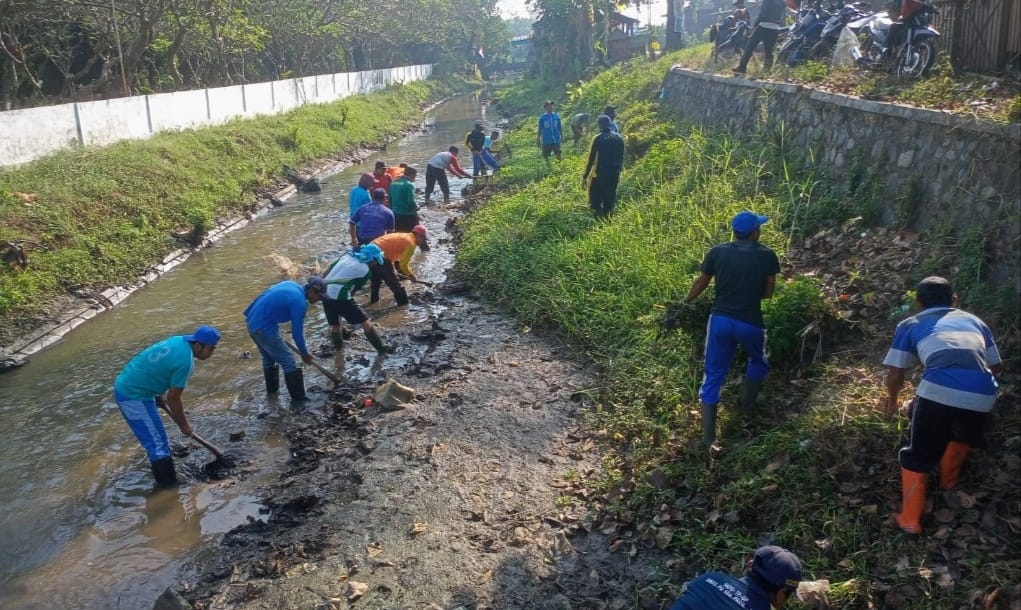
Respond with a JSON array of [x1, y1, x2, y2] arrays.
[[894, 468, 927, 535], [938, 441, 971, 490]]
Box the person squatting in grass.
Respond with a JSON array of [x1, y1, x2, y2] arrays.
[[582, 114, 626, 218], [570, 112, 590, 145], [881, 275, 1002, 535], [536, 100, 563, 161], [244, 278, 325, 402], [682, 211, 781, 452], [669, 545, 803, 610], [349, 188, 395, 246], [388, 166, 420, 232], [321, 244, 396, 354], [370, 226, 431, 306], [113, 325, 221, 487], [425, 146, 472, 202]]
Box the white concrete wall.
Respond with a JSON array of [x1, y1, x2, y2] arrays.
[[0, 105, 78, 166], [0, 63, 433, 167]]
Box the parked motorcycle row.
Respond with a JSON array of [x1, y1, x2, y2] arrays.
[[712, 0, 940, 78]]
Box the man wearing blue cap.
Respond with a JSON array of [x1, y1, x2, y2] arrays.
[[582, 114, 626, 218], [682, 210, 781, 451], [669, 545, 803, 609], [349, 187, 395, 247], [321, 244, 396, 354], [244, 278, 325, 402], [114, 325, 221, 487]]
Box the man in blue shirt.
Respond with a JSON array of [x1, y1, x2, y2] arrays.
[[882, 276, 1001, 534], [244, 278, 325, 402], [582, 114, 625, 218], [349, 188, 395, 246], [670, 545, 803, 610], [114, 325, 221, 487], [536, 100, 563, 161]]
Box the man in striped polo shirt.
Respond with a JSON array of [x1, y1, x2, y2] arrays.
[[881, 276, 1002, 535]]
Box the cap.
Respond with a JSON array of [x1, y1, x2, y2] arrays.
[[372, 188, 386, 200], [375, 160, 386, 168], [304, 276, 327, 295], [603, 105, 616, 117], [544, 99, 554, 106], [751, 546, 803, 590], [412, 224, 430, 251], [184, 325, 221, 346], [475, 121, 485, 129], [731, 211, 769, 235], [354, 243, 385, 265], [597, 114, 612, 129], [403, 165, 418, 176], [916, 276, 954, 306]]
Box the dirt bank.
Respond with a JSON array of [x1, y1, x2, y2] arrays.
[[181, 283, 675, 610]]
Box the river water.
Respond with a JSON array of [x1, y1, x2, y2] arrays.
[[0, 94, 488, 609]]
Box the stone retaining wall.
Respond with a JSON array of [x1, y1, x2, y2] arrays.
[[661, 67, 1020, 287]]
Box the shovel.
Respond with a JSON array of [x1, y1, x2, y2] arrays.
[[285, 339, 342, 386], [158, 404, 225, 460]]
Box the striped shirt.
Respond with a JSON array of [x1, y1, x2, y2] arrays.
[[883, 307, 1000, 412]]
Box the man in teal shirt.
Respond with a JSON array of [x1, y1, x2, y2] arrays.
[[389, 166, 419, 231], [114, 325, 221, 487]]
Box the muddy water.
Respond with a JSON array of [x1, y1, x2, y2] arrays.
[[0, 93, 489, 609]]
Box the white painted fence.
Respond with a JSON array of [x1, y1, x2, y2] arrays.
[[0, 64, 433, 167]]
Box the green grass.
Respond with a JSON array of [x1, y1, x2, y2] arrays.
[[0, 75, 472, 325]]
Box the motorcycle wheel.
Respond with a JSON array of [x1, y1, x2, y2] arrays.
[[811, 38, 835, 61], [896, 39, 935, 78]]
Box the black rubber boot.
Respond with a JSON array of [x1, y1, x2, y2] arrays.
[[330, 330, 344, 349], [283, 369, 308, 402], [701, 402, 718, 448], [364, 327, 396, 354], [741, 378, 765, 414], [150, 456, 178, 488], [394, 286, 409, 306], [263, 365, 280, 394]]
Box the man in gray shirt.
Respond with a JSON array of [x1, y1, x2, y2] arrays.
[[733, 0, 787, 73]]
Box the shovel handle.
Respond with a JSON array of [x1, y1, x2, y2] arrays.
[[158, 404, 225, 460], [284, 339, 342, 385]]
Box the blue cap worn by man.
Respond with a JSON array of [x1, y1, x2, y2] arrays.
[[114, 325, 221, 487], [244, 278, 324, 402], [669, 545, 803, 609], [683, 210, 781, 453]]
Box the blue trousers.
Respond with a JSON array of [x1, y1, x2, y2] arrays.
[[471, 150, 501, 175], [248, 327, 299, 373], [699, 313, 769, 405], [115, 391, 171, 462]]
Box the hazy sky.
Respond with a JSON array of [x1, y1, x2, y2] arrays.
[[497, 0, 668, 26]]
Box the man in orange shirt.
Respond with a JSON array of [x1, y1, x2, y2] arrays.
[[370, 225, 431, 306]]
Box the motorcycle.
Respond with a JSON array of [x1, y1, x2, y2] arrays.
[[711, 18, 753, 61], [778, 2, 832, 66], [849, 0, 939, 77], [811, 1, 874, 61]]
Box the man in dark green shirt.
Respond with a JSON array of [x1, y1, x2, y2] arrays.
[[388, 166, 419, 232]]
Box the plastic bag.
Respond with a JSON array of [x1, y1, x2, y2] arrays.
[[832, 26, 860, 68]]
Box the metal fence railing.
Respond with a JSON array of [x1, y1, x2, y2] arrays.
[[928, 0, 1019, 72]]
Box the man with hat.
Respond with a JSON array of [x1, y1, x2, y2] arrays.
[[682, 211, 781, 452], [371, 225, 431, 306], [669, 545, 803, 609], [349, 187, 395, 246], [370, 160, 392, 195], [389, 165, 420, 232], [114, 325, 221, 487], [465, 121, 488, 176], [881, 276, 1001, 535], [602, 105, 620, 134], [244, 278, 325, 402], [582, 114, 626, 218], [536, 100, 563, 161], [321, 244, 396, 354]]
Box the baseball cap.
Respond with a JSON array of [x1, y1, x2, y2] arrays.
[[375, 160, 386, 168], [731, 211, 769, 235], [184, 325, 221, 346], [355, 243, 385, 265], [544, 100, 554, 106], [372, 188, 386, 200], [475, 121, 485, 128], [412, 224, 431, 251], [304, 276, 327, 295], [916, 276, 954, 306], [597, 114, 612, 129], [750, 546, 803, 590]]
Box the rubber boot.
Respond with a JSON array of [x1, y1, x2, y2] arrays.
[[283, 369, 308, 402], [150, 456, 178, 488], [394, 286, 409, 306], [365, 327, 397, 354], [702, 402, 718, 448], [330, 330, 344, 350], [263, 365, 280, 394], [893, 468, 927, 535], [938, 441, 970, 490], [741, 377, 765, 414]]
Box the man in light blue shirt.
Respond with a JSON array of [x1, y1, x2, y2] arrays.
[[245, 278, 325, 402], [114, 325, 221, 487], [536, 100, 563, 161], [882, 276, 1001, 534]]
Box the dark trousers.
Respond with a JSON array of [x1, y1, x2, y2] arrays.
[[899, 396, 989, 473], [370, 259, 409, 305], [395, 213, 419, 232], [588, 172, 620, 217], [737, 26, 781, 71], [425, 165, 450, 199]]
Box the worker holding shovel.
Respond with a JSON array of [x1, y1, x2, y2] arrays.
[[321, 243, 396, 354], [113, 325, 221, 487]]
